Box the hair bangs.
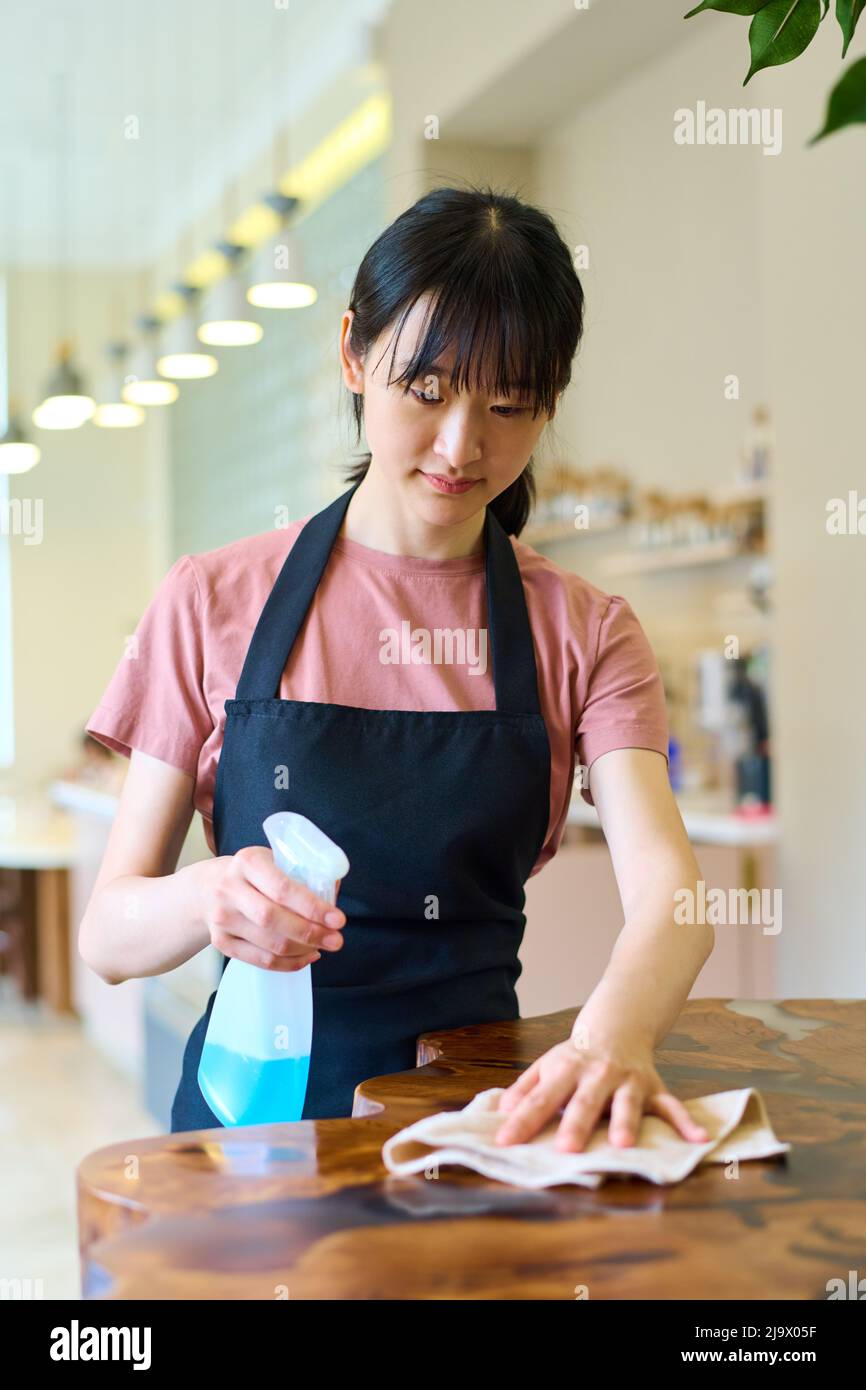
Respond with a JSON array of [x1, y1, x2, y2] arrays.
[[380, 277, 560, 421]]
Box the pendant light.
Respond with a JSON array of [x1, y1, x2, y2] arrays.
[[198, 240, 263, 346], [0, 171, 41, 472], [246, 26, 316, 310], [155, 7, 218, 386], [0, 404, 41, 474], [122, 313, 179, 406], [32, 340, 95, 430], [93, 343, 145, 428], [156, 283, 218, 379], [94, 85, 144, 428], [247, 199, 316, 310], [32, 71, 95, 431], [115, 11, 177, 409], [198, 16, 263, 347]]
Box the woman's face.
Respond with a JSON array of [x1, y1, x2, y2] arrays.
[[340, 292, 554, 531]]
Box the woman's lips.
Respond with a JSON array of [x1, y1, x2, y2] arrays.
[[421, 472, 481, 495]]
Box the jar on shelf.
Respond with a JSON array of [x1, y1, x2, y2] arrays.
[[680, 495, 713, 546], [740, 403, 774, 484], [705, 503, 734, 543], [644, 491, 673, 547], [591, 465, 632, 525], [532, 467, 560, 525], [558, 466, 587, 523]]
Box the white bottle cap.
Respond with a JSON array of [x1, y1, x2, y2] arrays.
[[263, 812, 349, 900]]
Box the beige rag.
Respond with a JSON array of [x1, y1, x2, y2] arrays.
[[381, 1086, 790, 1189]]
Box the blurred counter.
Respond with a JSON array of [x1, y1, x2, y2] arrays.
[[568, 788, 778, 847]]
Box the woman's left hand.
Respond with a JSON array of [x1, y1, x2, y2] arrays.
[[492, 1036, 710, 1150]]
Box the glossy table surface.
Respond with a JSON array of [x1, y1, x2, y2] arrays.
[[76, 998, 866, 1300]]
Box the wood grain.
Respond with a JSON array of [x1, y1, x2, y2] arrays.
[[76, 999, 866, 1300]]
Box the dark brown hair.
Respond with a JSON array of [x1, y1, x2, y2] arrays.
[[342, 184, 585, 535]]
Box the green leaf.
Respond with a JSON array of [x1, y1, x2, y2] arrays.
[[809, 53, 866, 139], [836, 0, 866, 57], [684, 1, 774, 15], [745, 0, 824, 83]]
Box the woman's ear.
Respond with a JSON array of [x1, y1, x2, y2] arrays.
[[339, 310, 364, 394]]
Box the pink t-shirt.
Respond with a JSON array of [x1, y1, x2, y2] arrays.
[[85, 514, 669, 876]]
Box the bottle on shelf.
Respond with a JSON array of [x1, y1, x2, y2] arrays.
[[740, 403, 774, 485]]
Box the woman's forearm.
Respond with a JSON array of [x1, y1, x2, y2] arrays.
[[574, 861, 714, 1052], [79, 860, 212, 985]]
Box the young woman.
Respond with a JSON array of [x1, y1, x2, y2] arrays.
[[81, 185, 712, 1150]]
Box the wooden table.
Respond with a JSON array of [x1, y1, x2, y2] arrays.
[[76, 998, 866, 1300]]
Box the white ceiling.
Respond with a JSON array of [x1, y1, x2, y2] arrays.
[[444, 1, 724, 144], [0, 0, 723, 269], [0, 0, 392, 267]]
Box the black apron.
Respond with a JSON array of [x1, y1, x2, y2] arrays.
[[170, 480, 552, 1131]]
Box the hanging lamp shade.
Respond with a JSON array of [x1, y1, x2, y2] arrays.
[[32, 340, 95, 430], [247, 211, 316, 309], [122, 340, 180, 405], [0, 407, 41, 474], [93, 394, 145, 428], [198, 243, 263, 346], [121, 317, 179, 405], [157, 287, 218, 379], [247, 231, 317, 309], [93, 342, 145, 427]]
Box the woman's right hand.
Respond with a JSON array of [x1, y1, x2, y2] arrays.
[[194, 845, 346, 971]]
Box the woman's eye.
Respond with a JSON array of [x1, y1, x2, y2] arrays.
[[408, 387, 526, 416]]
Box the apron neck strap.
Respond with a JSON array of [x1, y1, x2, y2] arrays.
[[234, 479, 542, 718]]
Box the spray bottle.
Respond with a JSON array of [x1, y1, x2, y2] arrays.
[[197, 812, 349, 1126]]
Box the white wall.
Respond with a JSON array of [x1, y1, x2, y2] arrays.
[[754, 29, 866, 994], [382, 0, 866, 993], [535, 21, 768, 495], [533, 19, 866, 992], [2, 267, 168, 792]]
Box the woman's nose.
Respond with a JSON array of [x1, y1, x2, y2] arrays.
[[434, 408, 483, 471]]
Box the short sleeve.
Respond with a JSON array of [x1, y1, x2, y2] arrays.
[[575, 595, 670, 806], [85, 554, 211, 778]]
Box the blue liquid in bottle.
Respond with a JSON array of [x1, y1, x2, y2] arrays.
[[197, 812, 348, 1128], [198, 1042, 311, 1127]]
